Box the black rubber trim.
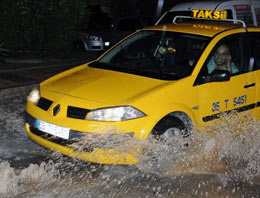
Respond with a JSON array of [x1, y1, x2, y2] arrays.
[[244, 83, 255, 88], [24, 111, 36, 126], [203, 103, 256, 122], [67, 106, 90, 120], [37, 97, 53, 111]]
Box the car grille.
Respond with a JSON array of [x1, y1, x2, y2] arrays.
[[67, 106, 90, 120], [36, 97, 91, 120], [37, 97, 53, 111], [91, 46, 102, 50]]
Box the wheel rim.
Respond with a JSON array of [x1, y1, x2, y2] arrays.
[[161, 127, 181, 141]]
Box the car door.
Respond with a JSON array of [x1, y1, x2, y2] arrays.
[[195, 33, 257, 126]]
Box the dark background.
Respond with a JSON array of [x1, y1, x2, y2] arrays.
[[0, 0, 191, 55], [88, 0, 190, 20]]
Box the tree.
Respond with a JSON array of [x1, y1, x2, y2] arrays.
[[0, 0, 89, 54]]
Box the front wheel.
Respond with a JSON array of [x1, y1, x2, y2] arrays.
[[151, 117, 189, 142], [73, 41, 86, 52]]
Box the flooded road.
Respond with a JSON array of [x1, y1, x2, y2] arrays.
[[1, 87, 260, 198]]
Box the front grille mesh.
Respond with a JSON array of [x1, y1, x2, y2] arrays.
[[37, 97, 53, 111], [67, 106, 90, 120]]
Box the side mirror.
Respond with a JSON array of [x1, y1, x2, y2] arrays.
[[205, 70, 231, 83]]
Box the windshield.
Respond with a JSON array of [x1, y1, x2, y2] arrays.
[[89, 30, 210, 80]]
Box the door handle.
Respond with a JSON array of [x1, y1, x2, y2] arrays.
[[244, 83, 255, 88]]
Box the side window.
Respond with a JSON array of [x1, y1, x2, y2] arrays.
[[195, 34, 248, 85], [247, 32, 260, 71]]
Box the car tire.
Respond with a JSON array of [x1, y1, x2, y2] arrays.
[[152, 117, 188, 141], [73, 41, 86, 52]]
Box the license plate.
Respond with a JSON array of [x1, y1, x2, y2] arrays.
[[36, 119, 70, 139]]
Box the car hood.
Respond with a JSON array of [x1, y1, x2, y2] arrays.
[[42, 65, 171, 105]]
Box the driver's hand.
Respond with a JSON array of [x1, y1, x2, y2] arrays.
[[226, 54, 232, 72]]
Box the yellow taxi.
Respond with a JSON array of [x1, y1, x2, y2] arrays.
[[25, 11, 260, 165]]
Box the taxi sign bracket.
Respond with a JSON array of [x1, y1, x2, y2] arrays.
[[172, 16, 246, 28]]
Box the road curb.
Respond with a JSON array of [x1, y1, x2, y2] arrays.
[[0, 84, 37, 99]]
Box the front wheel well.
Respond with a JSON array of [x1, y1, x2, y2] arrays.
[[73, 40, 87, 51], [151, 111, 193, 137]]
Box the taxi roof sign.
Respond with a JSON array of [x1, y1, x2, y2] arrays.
[[192, 9, 227, 20], [172, 15, 246, 28]]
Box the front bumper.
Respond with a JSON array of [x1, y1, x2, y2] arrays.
[[25, 112, 141, 165]]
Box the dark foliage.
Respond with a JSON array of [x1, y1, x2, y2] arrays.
[[0, 0, 88, 54]]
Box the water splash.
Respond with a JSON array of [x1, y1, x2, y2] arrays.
[[138, 112, 260, 181], [2, 94, 260, 197], [0, 160, 59, 197], [0, 161, 18, 194]]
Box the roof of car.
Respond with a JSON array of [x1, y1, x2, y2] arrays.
[[170, 1, 227, 11], [143, 22, 243, 37]]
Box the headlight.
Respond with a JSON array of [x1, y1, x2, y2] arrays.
[[27, 88, 40, 105], [85, 106, 146, 122]]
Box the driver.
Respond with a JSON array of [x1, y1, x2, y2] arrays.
[[207, 44, 239, 74]]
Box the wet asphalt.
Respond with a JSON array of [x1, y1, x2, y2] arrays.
[[0, 60, 89, 90]]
